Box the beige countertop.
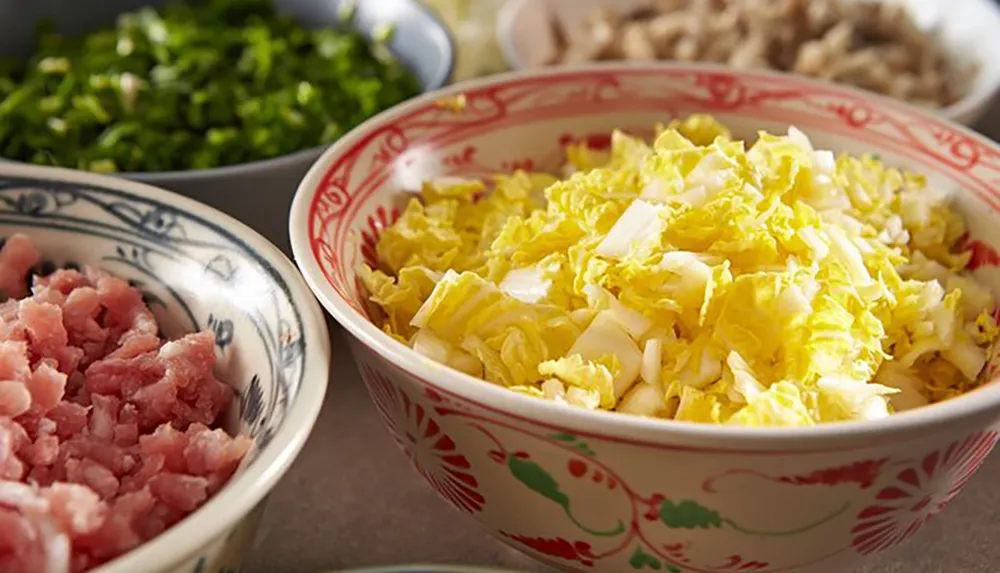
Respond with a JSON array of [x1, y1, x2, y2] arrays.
[[241, 107, 1000, 573]]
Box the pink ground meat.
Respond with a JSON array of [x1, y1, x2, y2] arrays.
[[0, 234, 253, 573]]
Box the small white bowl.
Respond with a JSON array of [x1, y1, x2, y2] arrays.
[[496, 0, 1000, 126], [0, 162, 331, 573]]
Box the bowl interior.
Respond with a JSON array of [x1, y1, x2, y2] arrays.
[[0, 162, 330, 568], [0, 165, 317, 446], [293, 64, 1000, 436]]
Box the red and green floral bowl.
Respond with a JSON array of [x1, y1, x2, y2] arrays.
[[289, 63, 1000, 573]]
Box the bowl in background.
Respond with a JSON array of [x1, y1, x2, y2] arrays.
[[0, 0, 455, 254], [496, 0, 1000, 127], [290, 63, 1000, 573], [0, 160, 331, 572]]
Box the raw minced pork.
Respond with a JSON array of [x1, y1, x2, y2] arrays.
[[0, 234, 252, 573]]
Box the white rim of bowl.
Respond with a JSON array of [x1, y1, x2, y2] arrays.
[[0, 162, 332, 572], [493, 0, 1000, 125], [291, 61, 1000, 450]]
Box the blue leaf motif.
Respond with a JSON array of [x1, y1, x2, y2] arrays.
[[138, 207, 180, 237], [0, 175, 308, 461], [239, 374, 265, 429], [207, 314, 235, 350], [278, 320, 303, 367], [205, 254, 237, 282], [15, 192, 48, 215]]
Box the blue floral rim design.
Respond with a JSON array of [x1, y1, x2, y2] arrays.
[[0, 175, 309, 449]]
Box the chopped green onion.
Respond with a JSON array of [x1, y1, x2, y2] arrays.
[[0, 0, 421, 172]]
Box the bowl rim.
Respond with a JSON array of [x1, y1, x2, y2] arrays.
[[291, 61, 1000, 449], [3, 0, 457, 186], [0, 161, 333, 572], [493, 0, 1000, 125]]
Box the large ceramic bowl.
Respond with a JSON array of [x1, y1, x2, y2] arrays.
[[290, 64, 1000, 573], [0, 161, 330, 572], [0, 0, 454, 253]]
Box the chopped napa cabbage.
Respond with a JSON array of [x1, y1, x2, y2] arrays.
[[664, 114, 732, 146], [498, 264, 552, 304], [816, 375, 898, 421], [874, 361, 930, 411], [538, 353, 620, 408], [724, 351, 767, 404], [595, 199, 664, 259], [641, 338, 662, 386], [582, 284, 652, 339], [618, 381, 667, 417], [725, 382, 816, 427], [411, 328, 483, 377], [568, 312, 643, 399], [360, 265, 441, 338], [362, 115, 999, 427]]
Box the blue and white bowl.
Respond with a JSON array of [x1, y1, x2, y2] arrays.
[[0, 162, 331, 573]]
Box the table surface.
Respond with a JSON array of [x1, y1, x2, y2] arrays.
[[242, 106, 1000, 573]]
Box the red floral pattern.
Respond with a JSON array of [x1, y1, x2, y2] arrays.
[[360, 364, 485, 514], [852, 432, 998, 555], [359, 204, 400, 271], [708, 555, 769, 571], [501, 532, 597, 567], [558, 132, 612, 150], [965, 239, 1000, 270], [702, 459, 888, 493], [778, 459, 887, 489]]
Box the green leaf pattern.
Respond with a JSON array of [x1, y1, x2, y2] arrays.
[[508, 456, 570, 509], [659, 499, 723, 529], [507, 456, 625, 537], [629, 546, 662, 570]]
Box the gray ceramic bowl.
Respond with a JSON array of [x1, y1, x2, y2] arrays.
[[0, 0, 455, 253]]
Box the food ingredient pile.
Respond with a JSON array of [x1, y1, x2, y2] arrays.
[[544, 0, 971, 109], [362, 115, 998, 427], [0, 235, 251, 572], [0, 0, 421, 172], [423, 0, 509, 81]]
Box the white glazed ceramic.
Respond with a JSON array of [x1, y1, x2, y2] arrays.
[[290, 63, 1000, 573], [0, 162, 331, 573], [496, 0, 1000, 126]]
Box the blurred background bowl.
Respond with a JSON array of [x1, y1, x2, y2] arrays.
[[0, 160, 330, 573], [332, 566, 526, 573], [290, 62, 1000, 573], [0, 0, 455, 254], [496, 0, 1000, 127]]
